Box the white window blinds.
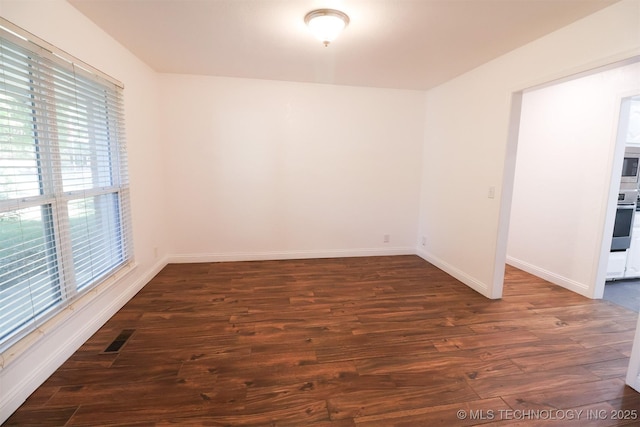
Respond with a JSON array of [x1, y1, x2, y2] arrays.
[[0, 25, 132, 350]]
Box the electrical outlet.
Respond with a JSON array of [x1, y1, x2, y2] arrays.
[[488, 186, 495, 199], [383, 234, 390, 243]]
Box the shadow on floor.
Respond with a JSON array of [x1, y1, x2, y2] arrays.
[[604, 279, 640, 312]]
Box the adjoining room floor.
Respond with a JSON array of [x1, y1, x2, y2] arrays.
[[6, 256, 640, 426], [604, 280, 640, 313]]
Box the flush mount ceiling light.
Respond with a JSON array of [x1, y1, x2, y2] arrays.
[[304, 9, 350, 47]]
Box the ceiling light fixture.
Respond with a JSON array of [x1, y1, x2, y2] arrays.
[[304, 9, 350, 47]]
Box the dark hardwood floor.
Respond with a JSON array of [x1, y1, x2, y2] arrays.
[[5, 255, 640, 426]]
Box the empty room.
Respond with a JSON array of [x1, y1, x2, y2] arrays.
[[1, 0, 640, 425]]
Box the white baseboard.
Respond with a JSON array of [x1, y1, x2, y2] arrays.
[[506, 255, 591, 297], [416, 247, 492, 298], [0, 256, 169, 425], [169, 247, 416, 263]]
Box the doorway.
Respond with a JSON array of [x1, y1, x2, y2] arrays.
[[506, 60, 640, 300], [603, 96, 640, 311], [503, 59, 640, 392]]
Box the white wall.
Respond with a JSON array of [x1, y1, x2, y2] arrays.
[[417, 0, 640, 298], [0, 0, 168, 422], [160, 75, 425, 261], [508, 63, 640, 297], [0, 0, 639, 423]]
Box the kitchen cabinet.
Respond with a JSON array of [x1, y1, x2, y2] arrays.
[[608, 251, 628, 280], [625, 211, 640, 278]]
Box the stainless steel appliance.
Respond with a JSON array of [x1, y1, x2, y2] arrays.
[[618, 189, 638, 204], [612, 189, 638, 251], [620, 147, 640, 188]]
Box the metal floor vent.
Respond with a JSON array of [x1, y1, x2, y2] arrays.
[[103, 329, 135, 353]]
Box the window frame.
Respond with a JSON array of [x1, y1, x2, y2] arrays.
[[0, 21, 133, 351]]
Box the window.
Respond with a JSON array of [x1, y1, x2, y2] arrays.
[[0, 25, 132, 349]]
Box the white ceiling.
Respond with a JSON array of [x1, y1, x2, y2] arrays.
[[67, 0, 619, 91]]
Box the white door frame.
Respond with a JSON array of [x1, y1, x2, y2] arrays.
[[627, 313, 640, 392]]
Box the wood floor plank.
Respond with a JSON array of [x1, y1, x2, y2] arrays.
[[5, 255, 640, 426], [1, 407, 78, 427], [433, 330, 541, 352], [585, 357, 632, 379], [468, 366, 601, 399], [236, 360, 359, 389], [511, 346, 628, 373], [470, 338, 585, 362], [353, 397, 511, 427], [326, 383, 480, 420], [500, 378, 632, 411], [354, 349, 524, 381]]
